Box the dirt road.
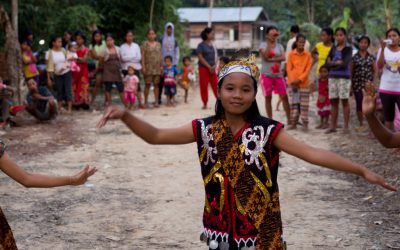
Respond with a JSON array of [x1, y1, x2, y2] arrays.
[[1, 86, 398, 249]]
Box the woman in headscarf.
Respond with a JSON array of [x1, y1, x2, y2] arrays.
[[159, 22, 180, 105]]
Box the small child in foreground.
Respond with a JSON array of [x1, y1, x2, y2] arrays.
[[162, 56, 179, 107], [316, 65, 331, 129], [179, 56, 194, 103], [123, 65, 139, 110]]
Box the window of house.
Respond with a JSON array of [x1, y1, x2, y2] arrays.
[[229, 28, 239, 41]]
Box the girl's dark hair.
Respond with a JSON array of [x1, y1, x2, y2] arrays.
[[91, 30, 103, 47], [321, 27, 334, 43], [74, 31, 86, 44], [182, 56, 191, 63], [105, 33, 114, 40], [200, 27, 213, 41], [164, 55, 173, 61], [386, 28, 400, 38], [335, 27, 347, 35], [319, 64, 330, 72], [292, 33, 306, 50], [357, 35, 371, 46], [49, 36, 61, 49], [125, 30, 134, 37], [266, 25, 278, 34], [147, 28, 156, 34]]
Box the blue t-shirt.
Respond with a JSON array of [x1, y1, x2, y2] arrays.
[[26, 86, 53, 113], [163, 65, 180, 86]]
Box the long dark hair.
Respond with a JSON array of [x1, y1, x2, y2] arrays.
[[74, 31, 86, 45], [386, 28, 400, 38], [91, 30, 103, 47], [49, 36, 61, 49]]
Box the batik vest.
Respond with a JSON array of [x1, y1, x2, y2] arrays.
[[194, 116, 285, 250]]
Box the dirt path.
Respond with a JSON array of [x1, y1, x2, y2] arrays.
[[0, 86, 397, 249]]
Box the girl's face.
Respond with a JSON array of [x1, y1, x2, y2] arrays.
[[359, 39, 369, 51], [53, 38, 62, 49], [76, 35, 84, 46], [128, 67, 135, 75], [147, 30, 156, 41], [219, 72, 256, 117], [125, 32, 134, 43], [319, 68, 329, 78], [387, 31, 400, 46], [266, 28, 279, 41], [320, 31, 331, 43], [21, 42, 29, 51], [106, 37, 114, 47], [296, 38, 306, 51], [335, 31, 346, 44], [69, 46, 77, 53], [183, 59, 191, 67], [94, 33, 102, 43], [64, 32, 71, 42]]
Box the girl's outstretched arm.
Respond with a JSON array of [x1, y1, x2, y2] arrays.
[[273, 129, 397, 191], [96, 105, 196, 145], [0, 154, 97, 188], [362, 90, 400, 148]]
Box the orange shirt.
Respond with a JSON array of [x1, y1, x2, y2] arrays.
[[286, 49, 312, 88]]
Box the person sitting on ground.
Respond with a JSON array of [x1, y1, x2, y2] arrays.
[[0, 77, 16, 129], [25, 79, 58, 121], [363, 81, 400, 148]]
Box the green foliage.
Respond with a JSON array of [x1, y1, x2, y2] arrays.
[[300, 23, 321, 47]]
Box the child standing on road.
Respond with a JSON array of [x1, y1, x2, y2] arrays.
[[179, 56, 194, 104], [316, 65, 331, 129], [163, 56, 179, 107], [98, 51, 396, 250], [123, 65, 139, 110]]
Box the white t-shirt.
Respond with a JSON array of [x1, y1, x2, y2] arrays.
[[120, 42, 142, 70], [378, 48, 400, 94], [45, 50, 70, 75]]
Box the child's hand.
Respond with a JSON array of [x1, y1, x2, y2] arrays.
[[363, 169, 397, 192], [70, 165, 97, 185], [96, 105, 127, 128], [362, 82, 378, 117]]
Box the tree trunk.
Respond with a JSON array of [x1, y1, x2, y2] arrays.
[[208, 0, 214, 27], [11, 0, 17, 34], [238, 0, 242, 48], [383, 0, 392, 29], [149, 0, 155, 28], [0, 5, 25, 104]]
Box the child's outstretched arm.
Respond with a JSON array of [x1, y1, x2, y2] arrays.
[[0, 153, 97, 188], [363, 91, 400, 148], [274, 129, 397, 191], [97, 106, 195, 145]]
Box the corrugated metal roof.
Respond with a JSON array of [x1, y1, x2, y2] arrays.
[[177, 6, 266, 23]]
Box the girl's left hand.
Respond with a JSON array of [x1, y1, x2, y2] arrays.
[[70, 165, 97, 185], [363, 169, 397, 191]]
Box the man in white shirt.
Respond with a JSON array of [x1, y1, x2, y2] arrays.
[[120, 30, 143, 108], [285, 25, 311, 60]]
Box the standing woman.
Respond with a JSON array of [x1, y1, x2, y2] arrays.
[[72, 31, 91, 109], [259, 26, 290, 123], [46, 36, 73, 114], [286, 34, 313, 131], [62, 31, 73, 50], [141, 28, 162, 108], [120, 30, 143, 108], [325, 27, 353, 133], [101, 33, 125, 106], [89, 30, 106, 104], [312, 27, 334, 74], [197, 27, 218, 110], [351, 35, 377, 130], [377, 28, 400, 131]]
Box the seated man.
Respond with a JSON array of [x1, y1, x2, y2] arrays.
[[26, 79, 58, 121]]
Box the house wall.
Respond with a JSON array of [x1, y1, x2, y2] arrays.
[[185, 22, 254, 50]]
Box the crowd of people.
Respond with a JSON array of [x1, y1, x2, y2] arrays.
[[1, 17, 400, 250]]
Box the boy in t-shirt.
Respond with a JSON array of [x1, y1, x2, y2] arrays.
[[162, 56, 179, 107]]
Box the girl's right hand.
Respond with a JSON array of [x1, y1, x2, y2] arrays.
[[380, 39, 386, 50], [96, 105, 127, 128], [363, 169, 397, 191], [70, 165, 97, 185], [362, 89, 377, 117]]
